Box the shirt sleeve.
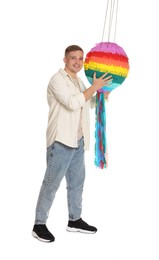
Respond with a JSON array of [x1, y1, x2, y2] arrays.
[[89, 95, 96, 109], [47, 74, 86, 111], [78, 79, 96, 109]]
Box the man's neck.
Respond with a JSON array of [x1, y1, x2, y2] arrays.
[[64, 68, 77, 79]]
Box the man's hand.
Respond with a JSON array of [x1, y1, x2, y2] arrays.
[[104, 92, 110, 101], [83, 72, 112, 101], [92, 72, 112, 92]]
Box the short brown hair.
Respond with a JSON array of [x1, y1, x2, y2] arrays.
[[65, 45, 83, 56]]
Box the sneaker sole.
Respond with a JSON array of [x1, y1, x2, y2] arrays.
[[66, 226, 96, 234], [32, 231, 54, 242]]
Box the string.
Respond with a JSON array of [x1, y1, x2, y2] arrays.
[[114, 0, 119, 42], [108, 0, 115, 41], [101, 0, 119, 42], [102, 0, 110, 42]]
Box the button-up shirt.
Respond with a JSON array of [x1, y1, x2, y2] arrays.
[[46, 69, 96, 150]]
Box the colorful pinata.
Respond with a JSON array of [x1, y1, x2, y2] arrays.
[[84, 42, 129, 169]]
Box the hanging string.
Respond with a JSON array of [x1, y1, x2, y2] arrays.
[[101, 0, 119, 42], [108, 0, 115, 41], [101, 0, 110, 42], [114, 0, 119, 42]]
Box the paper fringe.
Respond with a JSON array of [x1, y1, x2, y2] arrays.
[[84, 62, 128, 77], [95, 92, 108, 169]]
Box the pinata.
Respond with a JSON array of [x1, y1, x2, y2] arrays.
[[84, 42, 129, 168]]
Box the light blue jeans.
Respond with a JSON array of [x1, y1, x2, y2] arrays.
[[35, 137, 85, 224]]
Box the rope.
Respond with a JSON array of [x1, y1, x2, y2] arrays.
[[102, 0, 110, 42], [114, 0, 119, 42], [108, 0, 115, 41], [101, 0, 119, 42]]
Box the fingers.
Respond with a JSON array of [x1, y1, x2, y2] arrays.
[[104, 92, 110, 99], [92, 72, 112, 88], [93, 72, 96, 80], [102, 74, 112, 81], [101, 72, 108, 79], [93, 72, 112, 81], [103, 75, 112, 83]]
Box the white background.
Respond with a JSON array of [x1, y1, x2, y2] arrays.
[[0, 0, 159, 259]]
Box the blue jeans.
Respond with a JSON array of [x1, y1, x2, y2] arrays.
[[35, 137, 85, 224]]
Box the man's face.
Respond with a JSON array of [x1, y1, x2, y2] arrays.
[[64, 50, 84, 75]]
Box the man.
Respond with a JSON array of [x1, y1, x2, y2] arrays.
[[32, 45, 112, 242]]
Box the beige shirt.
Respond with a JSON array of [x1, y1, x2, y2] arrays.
[[46, 69, 96, 150], [70, 77, 83, 140]]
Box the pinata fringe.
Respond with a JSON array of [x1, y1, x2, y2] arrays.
[[95, 92, 108, 169]]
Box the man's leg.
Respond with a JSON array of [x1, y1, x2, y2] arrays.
[[65, 137, 85, 221], [35, 141, 75, 224]]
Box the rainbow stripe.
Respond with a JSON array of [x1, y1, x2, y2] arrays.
[[84, 42, 129, 93]]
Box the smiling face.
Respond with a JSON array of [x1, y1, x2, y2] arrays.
[[64, 50, 84, 78]]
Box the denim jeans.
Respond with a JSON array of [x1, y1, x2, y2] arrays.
[[35, 137, 85, 224]]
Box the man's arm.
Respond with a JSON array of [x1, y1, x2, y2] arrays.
[[83, 72, 112, 101]]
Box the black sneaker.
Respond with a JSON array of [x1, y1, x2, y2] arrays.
[[66, 218, 97, 234], [32, 224, 55, 242]]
